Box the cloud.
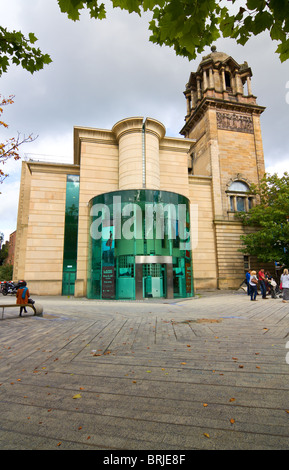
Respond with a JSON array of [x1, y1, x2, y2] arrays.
[[0, 179, 20, 242]]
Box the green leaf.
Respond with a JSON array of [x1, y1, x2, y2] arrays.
[[276, 38, 289, 62], [246, 0, 265, 11], [28, 32, 38, 44]]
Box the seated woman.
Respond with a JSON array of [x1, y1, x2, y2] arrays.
[[16, 281, 30, 316]]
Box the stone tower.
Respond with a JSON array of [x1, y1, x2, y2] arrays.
[[180, 46, 265, 220], [180, 47, 267, 288]]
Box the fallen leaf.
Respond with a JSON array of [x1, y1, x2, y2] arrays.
[[57, 442, 62, 447], [229, 398, 235, 402], [203, 403, 208, 407], [230, 419, 235, 424], [181, 362, 187, 365], [239, 365, 244, 368], [203, 433, 210, 438], [72, 394, 82, 399]]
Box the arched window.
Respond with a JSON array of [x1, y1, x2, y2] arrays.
[[228, 181, 249, 192], [227, 180, 253, 212]]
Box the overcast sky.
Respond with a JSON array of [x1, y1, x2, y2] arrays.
[[0, 0, 289, 242]]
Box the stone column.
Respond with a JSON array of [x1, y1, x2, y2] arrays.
[[246, 76, 252, 95], [203, 69, 208, 91], [209, 68, 214, 89], [197, 77, 202, 100], [221, 68, 226, 91]]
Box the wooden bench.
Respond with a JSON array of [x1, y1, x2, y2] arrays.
[[0, 303, 43, 320]]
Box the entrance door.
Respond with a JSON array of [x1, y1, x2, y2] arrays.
[[143, 263, 165, 298], [62, 271, 76, 295]]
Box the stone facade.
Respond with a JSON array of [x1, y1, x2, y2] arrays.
[[13, 49, 270, 296]]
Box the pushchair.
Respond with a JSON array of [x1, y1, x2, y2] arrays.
[[267, 277, 278, 298]]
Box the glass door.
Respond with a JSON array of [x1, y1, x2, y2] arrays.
[[143, 263, 164, 298]]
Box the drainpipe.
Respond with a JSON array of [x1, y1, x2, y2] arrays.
[[142, 118, 146, 188]]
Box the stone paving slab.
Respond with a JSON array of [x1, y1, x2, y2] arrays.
[[0, 290, 289, 451]]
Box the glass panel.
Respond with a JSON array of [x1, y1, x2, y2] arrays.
[[229, 181, 249, 192], [236, 196, 245, 212], [62, 175, 79, 295]]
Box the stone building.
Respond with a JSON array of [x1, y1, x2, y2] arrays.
[[13, 49, 268, 299]]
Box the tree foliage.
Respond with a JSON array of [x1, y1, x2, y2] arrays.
[[1, 0, 289, 77], [0, 95, 37, 187], [0, 26, 52, 76], [57, 0, 289, 62], [237, 173, 289, 267], [0, 264, 13, 281]]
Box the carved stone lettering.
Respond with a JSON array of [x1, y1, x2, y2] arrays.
[[216, 112, 254, 134]]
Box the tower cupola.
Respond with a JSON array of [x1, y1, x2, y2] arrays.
[[183, 46, 257, 125]]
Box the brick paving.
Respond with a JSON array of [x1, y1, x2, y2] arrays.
[[0, 290, 289, 450]]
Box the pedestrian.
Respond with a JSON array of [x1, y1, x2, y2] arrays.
[[245, 270, 251, 295], [249, 270, 258, 301], [267, 275, 277, 298], [16, 281, 30, 316], [258, 268, 267, 299], [280, 268, 289, 303]]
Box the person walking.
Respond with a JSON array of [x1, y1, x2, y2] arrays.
[[16, 281, 30, 316], [249, 270, 258, 301], [246, 270, 251, 296], [258, 268, 267, 299], [280, 269, 289, 303]]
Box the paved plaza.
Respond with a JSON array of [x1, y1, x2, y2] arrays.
[[0, 289, 289, 451]]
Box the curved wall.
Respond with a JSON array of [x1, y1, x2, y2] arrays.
[[87, 189, 193, 300]]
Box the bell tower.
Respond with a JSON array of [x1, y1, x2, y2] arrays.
[[180, 46, 265, 220], [181, 47, 267, 289]]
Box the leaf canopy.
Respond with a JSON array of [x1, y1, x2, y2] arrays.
[[56, 0, 289, 62]]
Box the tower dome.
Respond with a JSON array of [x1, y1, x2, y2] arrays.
[[180, 47, 261, 136]]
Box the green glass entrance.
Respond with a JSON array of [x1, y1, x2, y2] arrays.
[[87, 189, 194, 300]]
